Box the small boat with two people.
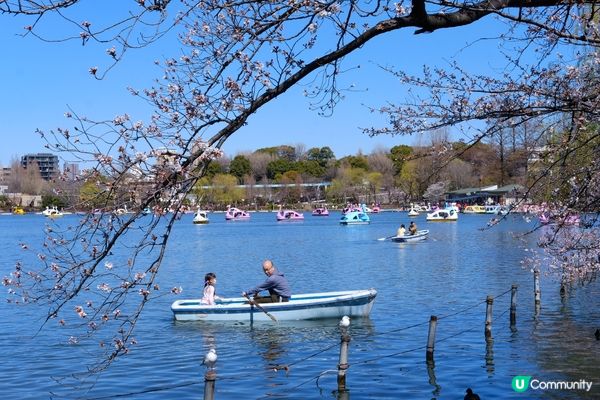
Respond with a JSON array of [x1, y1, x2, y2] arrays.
[[340, 204, 370, 225], [171, 288, 377, 321], [192, 209, 210, 224], [390, 229, 430, 243], [276, 206, 304, 221], [225, 205, 251, 221], [426, 208, 458, 221], [311, 206, 329, 216]]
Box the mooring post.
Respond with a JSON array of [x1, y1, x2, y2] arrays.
[[534, 269, 541, 308], [426, 315, 438, 362], [485, 295, 494, 339], [337, 333, 351, 392], [203, 370, 216, 400], [485, 337, 495, 375], [510, 284, 518, 327]]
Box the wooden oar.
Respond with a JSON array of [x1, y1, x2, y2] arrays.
[[243, 294, 277, 322], [377, 235, 395, 241]]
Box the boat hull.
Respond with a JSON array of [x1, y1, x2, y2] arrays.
[[171, 289, 377, 321]]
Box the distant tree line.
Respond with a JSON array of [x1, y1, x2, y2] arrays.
[[5, 123, 592, 212], [191, 130, 533, 208]]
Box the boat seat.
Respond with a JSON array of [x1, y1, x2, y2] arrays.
[[249, 295, 290, 303]]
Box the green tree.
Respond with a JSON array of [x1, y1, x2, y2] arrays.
[[211, 174, 245, 205], [79, 180, 111, 209], [389, 145, 413, 175], [297, 160, 326, 178], [338, 155, 369, 171], [41, 194, 68, 209], [266, 159, 295, 180], [307, 146, 335, 167], [257, 145, 297, 161], [206, 160, 225, 179], [229, 155, 252, 183]]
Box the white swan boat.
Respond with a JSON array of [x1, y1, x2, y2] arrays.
[[426, 208, 458, 221], [192, 210, 209, 224], [171, 289, 377, 321], [42, 206, 63, 218], [407, 205, 420, 217]]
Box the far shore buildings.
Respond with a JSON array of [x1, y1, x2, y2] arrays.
[[445, 184, 526, 206], [20, 153, 60, 181]]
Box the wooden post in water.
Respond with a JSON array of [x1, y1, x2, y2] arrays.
[[337, 333, 351, 392], [203, 370, 216, 400], [534, 269, 541, 308], [485, 295, 494, 339], [426, 315, 438, 362], [510, 284, 518, 327]]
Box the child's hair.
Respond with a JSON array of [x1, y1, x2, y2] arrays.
[[204, 272, 216, 287], [401, 224, 405, 228]]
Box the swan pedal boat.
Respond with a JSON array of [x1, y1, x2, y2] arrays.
[[391, 229, 429, 242], [171, 289, 377, 321], [192, 210, 209, 224], [311, 207, 329, 216], [225, 206, 251, 220], [426, 208, 458, 221]]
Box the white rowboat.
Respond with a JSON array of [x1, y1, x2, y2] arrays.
[[171, 289, 377, 321], [390, 229, 429, 242]]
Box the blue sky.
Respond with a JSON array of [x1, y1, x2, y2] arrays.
[[0, 7, 511, 167]]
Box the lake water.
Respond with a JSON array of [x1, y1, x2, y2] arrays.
[[1, 212, 598, 399]]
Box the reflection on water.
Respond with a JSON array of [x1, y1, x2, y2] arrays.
[[0, 213, 599, 399], [426, 360, 442, 398]]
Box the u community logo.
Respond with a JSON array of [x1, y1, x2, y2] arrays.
[[512, 376, 532, 393], [512, 375, 594, 393]]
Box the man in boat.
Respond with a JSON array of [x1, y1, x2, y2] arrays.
[[242, 259, 291, 303], [409, 221, 417, 235]]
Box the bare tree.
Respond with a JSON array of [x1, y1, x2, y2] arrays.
[[247, 152, 274, 183]]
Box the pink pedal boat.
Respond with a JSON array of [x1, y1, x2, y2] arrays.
[[276, 206, 304, 221], [225, 206, 251, 221], [312, 207, 329, 216]]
